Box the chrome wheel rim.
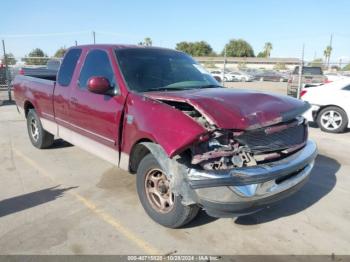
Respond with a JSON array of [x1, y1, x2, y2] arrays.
[[144, 168, 174, 213], [30, 118, 39, 141], [321, 110, 342, 130]]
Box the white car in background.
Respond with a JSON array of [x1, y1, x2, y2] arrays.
[[324, 72, 349, 82], [229, 71, 254, 82], [210, 70, 235, 82], [302, 78, 350, 133]]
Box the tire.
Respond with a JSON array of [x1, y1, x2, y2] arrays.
[[136, 153, 200, 228], [27, 109, 54, 148], [317, 106, 348, 133]]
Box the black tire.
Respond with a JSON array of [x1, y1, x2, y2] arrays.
[[27, 109, 54, 148], [136, 153, 199, 228], [317, 106, 348, 133]]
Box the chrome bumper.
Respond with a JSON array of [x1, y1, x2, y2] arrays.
[[187, 140, 317, 216]]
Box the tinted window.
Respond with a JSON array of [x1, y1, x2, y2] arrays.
[[115, 48, 218, 92], [293, 66, 323, 75], [79, 49, 115, 89], [343, 85, 350, 90], [57, 49, 82, 86]]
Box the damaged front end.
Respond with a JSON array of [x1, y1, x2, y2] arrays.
[[145, 94, 317, 218], [190, 116, 308, 171]]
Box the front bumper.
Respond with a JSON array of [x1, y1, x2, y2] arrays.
[[187, 140, 317, 217]]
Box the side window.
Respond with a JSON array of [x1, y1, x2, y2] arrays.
[[343, 85, 350, 91], [78, 49, 115, 90], [57, 49, 82, 86]]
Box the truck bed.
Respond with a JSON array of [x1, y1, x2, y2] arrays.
[[20, 67, 57, 81], [13, 75, 56, 119]]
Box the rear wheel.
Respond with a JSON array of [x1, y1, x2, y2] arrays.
[[27, 109, 54, 148], [317, 106, 348, 133], [136, 153, 199, 228]]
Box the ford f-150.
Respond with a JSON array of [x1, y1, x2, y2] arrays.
[[13, 45, 317, 228]]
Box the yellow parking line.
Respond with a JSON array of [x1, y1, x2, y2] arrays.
[[13, 148, 161, 255]]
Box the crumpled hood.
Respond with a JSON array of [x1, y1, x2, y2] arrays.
[[145, 88, 309, 130]]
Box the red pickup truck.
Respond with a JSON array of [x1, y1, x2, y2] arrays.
[[14, 45, 317, 228]]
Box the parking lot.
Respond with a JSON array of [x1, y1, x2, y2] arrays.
[[0, 83, 350, 255]]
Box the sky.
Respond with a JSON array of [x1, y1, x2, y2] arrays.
[[1, 0, 349, 63]]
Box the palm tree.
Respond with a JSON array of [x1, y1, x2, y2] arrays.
[[263, 42, 273, 58], [144, 37, 152, 46], [138, 37, 153, 46], [323, 45, 332, 69]]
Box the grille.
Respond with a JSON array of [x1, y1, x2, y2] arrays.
[[236, 121, 307, 153]]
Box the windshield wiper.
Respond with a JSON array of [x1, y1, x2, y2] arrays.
[[143, 84, 222, 92], [144, 87, 193, 92], [198, 84, 222, 89]]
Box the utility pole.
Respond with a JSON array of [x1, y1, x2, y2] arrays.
[[222, 46, 227, 87], [328, 33, 333, 69], [297, 44, 305, 99], [2, 39, 12, 101], [92, 31, 96, 44]]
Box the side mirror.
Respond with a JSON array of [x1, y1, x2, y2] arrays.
[[87, 76, 111, 94]]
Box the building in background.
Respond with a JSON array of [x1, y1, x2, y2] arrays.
[[196, 56, 300, 71]]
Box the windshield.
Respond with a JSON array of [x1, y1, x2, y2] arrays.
[[115, 48, 219, 92]]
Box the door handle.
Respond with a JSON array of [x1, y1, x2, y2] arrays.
[[70, 97, 78, 105]]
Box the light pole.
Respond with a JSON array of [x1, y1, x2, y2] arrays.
[[2, 39, 12, 101]]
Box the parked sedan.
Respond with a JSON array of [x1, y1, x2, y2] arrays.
[[254, 70, 288, 82], [302, 78, 350, 133], [228, 71, 254, 82]]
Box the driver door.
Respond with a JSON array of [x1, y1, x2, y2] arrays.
[[68, 48, 124, 164]]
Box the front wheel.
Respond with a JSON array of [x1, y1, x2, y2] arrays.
[[317, 106, 348, 133], [27, 109, 54, 148], [136, 153, 199, 228]]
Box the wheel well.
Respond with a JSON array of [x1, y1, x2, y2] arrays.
[[24, 101, 35, 118], [129, 139, 153, 174]]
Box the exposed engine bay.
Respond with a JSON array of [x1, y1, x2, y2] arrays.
[[160, 100, 308, 171]]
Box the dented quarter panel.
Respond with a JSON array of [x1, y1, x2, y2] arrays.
[[145, 88, 309, 130], [121, 92, 208, 157]]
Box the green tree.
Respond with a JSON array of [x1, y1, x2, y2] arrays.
[[257, 42, 273, 58], [22, 48, 48, 65], [323, 45, 332, 68], [308, 58, 324, 68], [54, 47, 67, 58], [1, 53, 17, 65], [263, 42, 273, 58], [176, 41, 213, 56], [138, 37, 153, 46], [342, 64, 350, 71], [223, 39, 254, 57]]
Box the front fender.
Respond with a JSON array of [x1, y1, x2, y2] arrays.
[[122, 93, 208, 157]]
